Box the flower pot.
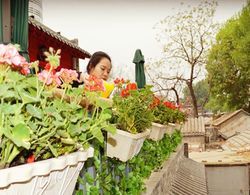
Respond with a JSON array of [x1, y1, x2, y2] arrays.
[[107, 129, 150, 162], [175, 123, 183, 130], [165, 123, 176, 134], [0, 147, 94, 195], [148, 122, 166, 141]]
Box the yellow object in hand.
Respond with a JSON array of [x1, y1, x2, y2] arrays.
[[101, 81, 115, 98]]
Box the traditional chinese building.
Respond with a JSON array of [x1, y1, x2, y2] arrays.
[[213, 109, 250, 139], [28, 17, 91, 71]]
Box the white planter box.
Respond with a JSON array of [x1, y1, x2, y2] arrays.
[[107, 129, 150, 162], [0, 147, 94, 195], [165, 123, 176, 134], [175, 123, 183, 130], [148, 122, 166, 141]]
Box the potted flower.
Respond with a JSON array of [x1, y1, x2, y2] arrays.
[[162, 101, 186, 133], [106, 79, 154, 162], [147, 97, 186, 141], [0, 45, 115, 194], [147, 96, 167, 141]]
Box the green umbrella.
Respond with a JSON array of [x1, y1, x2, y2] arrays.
[[133, 49, 146, 89], [11, 0, 29, 61]]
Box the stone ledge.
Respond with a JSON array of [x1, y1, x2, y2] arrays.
[[143, 144, 184, 195], [143, 143, 208, 195]]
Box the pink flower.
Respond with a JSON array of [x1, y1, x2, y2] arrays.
[[38, 70, 61, 86], [0, 44, 31, 74], [58, 68, 78, 84], [20, 63, 31, 75]]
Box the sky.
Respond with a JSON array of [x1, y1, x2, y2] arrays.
[[42, 0, 247, 81]]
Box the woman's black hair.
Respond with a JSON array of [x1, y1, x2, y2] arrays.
[[86, 51, 111, 74]]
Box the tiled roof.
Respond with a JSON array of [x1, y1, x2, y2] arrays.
[[219, 130, 236, 140], [169, 156, 208, 195], [190, 150, 250, 165], [222, 130, 250, 152], [181, 117, 205, 136], [28, 17, 91, 58], [212, 109, 249, 126]]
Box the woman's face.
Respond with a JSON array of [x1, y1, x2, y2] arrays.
[[90, 57, 111, 80]]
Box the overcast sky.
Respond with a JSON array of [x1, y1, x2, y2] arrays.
[[43, 0, 247, 81]]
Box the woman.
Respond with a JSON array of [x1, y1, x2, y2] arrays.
[[85, 51, 112, 81], [72, 51, 112, 87]]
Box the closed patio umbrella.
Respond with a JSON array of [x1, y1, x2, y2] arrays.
[[11, 0, 29, 61], [133, 49, 146, 89]]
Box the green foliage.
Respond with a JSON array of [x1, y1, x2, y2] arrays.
[[75, 130, 182, 195], [206, 2, 250, 112], [112, 86, 155, 133]]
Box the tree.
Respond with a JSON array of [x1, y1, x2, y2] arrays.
[[147, 0, 218, 117], [206, 1, 250, 112], [183, 79, 209, 113]]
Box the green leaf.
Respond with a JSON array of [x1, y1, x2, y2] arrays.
[[25, 76, 38, 88], [7, 71, 24, 82], [1, 104, 21, 114], [11, 114, 25, 126], [44, 107, 63, 121], [68, 124, 81, 136], [47, 142, 58, 157], [91, 127, 104, 143], [104, 124, 116, 135], [85, 172, 95, 184], [100, 113, 111, 121], [61, 138, 75, 145], [118, 164, 125, 171], [4, 123, 31, 149], [18, 90, 39, 104], [26, 104, 43, 119], [0, 85, 9, 97], [75, 190, 83, 195], [79, 134, 86, 141], [95, 98, 112, 109]]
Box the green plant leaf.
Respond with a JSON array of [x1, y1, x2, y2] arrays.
[[4, 123, 31, 149], [26, 104, 43, 119], [44, 107, 63, 121], [47, 142, 58, 157], [95, 98, 112, 109], [11, 114, 25, 126], [0, 85, 9, 97], [85, 172, 95, 184], [91, 127, 104, 143], [104, 124, 116, 135], [100, 113, 111, 121], [1, 104, 21, 114], [19, 90, 39, 104], [68, 124, 81, 137]]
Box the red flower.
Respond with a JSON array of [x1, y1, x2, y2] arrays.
[[114, 78, 125, 84], [84, 75, 105, 92], [150, 96, 161, 108], [27, 154, 35, 163], [126, 83, 137, 91], [44, 63, 56, 74], [114, 78, 120, 84], [120, 89, 130, 97], [163, 101, 177, 110]]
